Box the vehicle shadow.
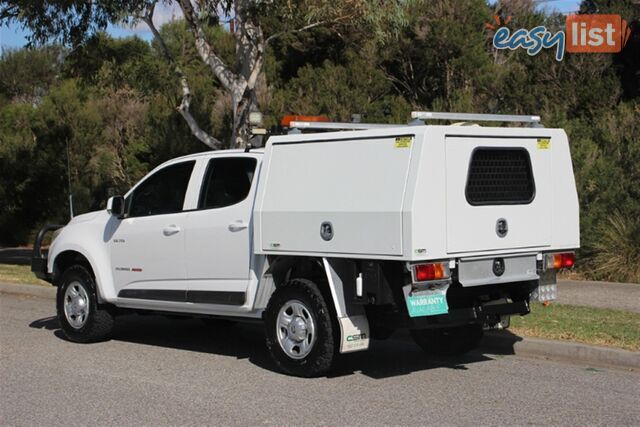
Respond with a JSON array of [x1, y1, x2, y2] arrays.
[[28, 314, 522, 379]]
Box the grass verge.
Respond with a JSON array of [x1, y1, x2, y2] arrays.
[[0, 264, 50, 286], [511, 302, 640, 352]]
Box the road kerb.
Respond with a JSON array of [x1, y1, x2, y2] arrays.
[[481, 331, 640, 371]]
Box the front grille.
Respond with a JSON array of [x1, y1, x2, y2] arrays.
[[465, 148, 535, 205]]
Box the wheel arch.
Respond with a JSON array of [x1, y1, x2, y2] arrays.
[[269, 256, 327, 288], [265, 256, 360, 317], [52, 250, 94, 285], [47, 217, 116, 302], [49, 243, 113, 302]]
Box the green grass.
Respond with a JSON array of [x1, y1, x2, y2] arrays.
[[511, 303, 640, 352], [0, 264, 50, 286]]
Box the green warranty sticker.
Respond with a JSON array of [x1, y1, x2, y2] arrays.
[[406, 292, 449, 317]]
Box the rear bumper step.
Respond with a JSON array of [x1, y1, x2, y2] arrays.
[[378, 300, 530, 329]]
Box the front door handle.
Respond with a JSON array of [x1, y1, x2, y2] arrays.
[[163, 224, 181, 236], [228, 221, 248, 232]]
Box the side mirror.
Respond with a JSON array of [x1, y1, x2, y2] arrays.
[[106, 196, 125, 217]]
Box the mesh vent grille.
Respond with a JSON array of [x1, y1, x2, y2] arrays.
[[465, 148, 535, 205]]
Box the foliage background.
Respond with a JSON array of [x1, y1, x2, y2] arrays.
[[0, 0, 638, 281]]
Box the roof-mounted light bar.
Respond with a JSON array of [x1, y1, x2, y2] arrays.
[[289, 121, 401, 131], [286, 112, 542, 134], [411, 111, 541, 124]]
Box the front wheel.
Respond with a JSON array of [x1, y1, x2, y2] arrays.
[[264, 279, 336, 377], [56, 265, 114, 343], [410, 323, 483, 357]]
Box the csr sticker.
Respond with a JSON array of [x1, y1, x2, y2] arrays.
[[537, 138, 551, 150], [346, 333, 367, 342], [394, 136, 412, 148]]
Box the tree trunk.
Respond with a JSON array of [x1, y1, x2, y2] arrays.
[[231, 88, 258, 149], [231, 1, 264, 148], [177, 0, 265, 150]]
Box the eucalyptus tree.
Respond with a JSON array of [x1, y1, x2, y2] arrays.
[[1, 0, 407, 148]]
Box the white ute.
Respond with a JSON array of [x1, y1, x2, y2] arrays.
[[32, 112, 579, 377]]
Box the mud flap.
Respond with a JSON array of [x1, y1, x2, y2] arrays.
[[338, 315, 370, 353], [322, 258, 370, 353]]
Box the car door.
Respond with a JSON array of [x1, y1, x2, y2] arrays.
[[111, 160, 196, 300], [185, 155, 258, 306]]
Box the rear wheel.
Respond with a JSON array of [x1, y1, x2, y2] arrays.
[[265, 279, 336, 377], [56, 265, 114, 343], [410, 323, 483, 356]]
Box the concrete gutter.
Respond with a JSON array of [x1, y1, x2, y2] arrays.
[[2, 281, 639, 371]]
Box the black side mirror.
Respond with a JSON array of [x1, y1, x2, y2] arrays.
[[107, 196, 125, 217]]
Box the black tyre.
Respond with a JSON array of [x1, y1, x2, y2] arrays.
[[265, 278, 336, 377], [56, 265, 114, 343], [410, 323, 483, 357]]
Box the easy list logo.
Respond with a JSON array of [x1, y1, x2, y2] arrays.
[[488, 14, 631, 61]]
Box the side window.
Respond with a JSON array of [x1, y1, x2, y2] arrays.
[[128, 161, 195, 217], [199, 157, 257, 209]]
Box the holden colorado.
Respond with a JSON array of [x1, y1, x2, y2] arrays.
[[32, 111, 579, 377]]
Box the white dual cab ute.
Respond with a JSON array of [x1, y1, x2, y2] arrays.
[[32, 111, 579, 377]]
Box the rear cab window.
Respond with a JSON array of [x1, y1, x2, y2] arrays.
[[198, 157, 257, 209]]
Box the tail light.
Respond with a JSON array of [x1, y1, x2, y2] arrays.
[[545, 252, 575, 269], [413, 262, 450, 282]]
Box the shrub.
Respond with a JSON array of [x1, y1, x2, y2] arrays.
[[585, 211, 640, 283]]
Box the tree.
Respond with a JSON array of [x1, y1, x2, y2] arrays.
[[1, 0, 407, 148], [379, 0, 493, 110], [0, 46, 62, 106]]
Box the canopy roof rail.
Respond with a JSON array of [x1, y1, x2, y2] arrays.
[[289, 121, 402, 131], [411, 111, 542, 126]]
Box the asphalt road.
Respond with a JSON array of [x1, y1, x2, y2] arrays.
[[1, 293, 639, 426]]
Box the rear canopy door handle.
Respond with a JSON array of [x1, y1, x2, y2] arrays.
[[163, 224, 181, 236], [228, 221, 248, 232]]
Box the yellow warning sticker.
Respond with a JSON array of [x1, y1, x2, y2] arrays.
[[395, 137, 412, 148], [537, 138, 551, 150]]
